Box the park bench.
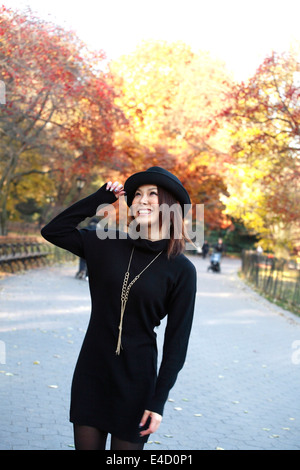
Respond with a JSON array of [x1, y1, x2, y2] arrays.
[[0, 238, 50, 273]]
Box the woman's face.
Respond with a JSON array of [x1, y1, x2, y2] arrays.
[[131, 184, 160, 229]]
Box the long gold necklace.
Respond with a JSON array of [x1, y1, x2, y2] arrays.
[[116, 246, 163, 355]]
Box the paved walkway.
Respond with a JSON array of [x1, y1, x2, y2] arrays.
[[0, 256, 300, 450]]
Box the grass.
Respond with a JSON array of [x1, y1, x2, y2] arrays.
[[238, 270, 300, 317]]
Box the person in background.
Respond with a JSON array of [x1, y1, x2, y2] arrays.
[[75, 218, 98, 280], [214, 238, 225, 254], [201, 240, 209, 258]]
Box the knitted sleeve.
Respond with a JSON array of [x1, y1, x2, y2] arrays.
[[147, 258, 197, 416], [41, 184, 117, 257]]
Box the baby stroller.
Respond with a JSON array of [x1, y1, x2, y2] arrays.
[[207, 251, 221, 273]]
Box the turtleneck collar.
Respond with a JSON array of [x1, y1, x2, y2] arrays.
[[127, 234, 168, 253]]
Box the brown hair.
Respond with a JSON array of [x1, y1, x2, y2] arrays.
[[127, 186, 191, 258], [157, 186, 189, 258]]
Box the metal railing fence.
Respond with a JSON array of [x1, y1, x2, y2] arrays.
[[241, 251, 300, 312], [0, 238, 76, 273]]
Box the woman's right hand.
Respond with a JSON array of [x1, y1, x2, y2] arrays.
[[106, 181, 126, 199]]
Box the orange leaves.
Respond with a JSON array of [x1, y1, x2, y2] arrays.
[[0, 6, 126, 234], [108, 40, 232, 227], [220, 50, 300, 252]]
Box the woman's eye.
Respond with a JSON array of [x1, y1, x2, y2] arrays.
[[133, 190, 157, 198]]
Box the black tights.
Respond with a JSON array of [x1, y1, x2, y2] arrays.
[[73, 424, 145, 450]]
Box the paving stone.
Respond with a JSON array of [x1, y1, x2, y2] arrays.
[[1, 257, 300, 450]]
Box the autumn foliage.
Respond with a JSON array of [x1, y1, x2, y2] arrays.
[[0, 6, 299, 254], [220, 51, 300, 253], [0, 6, 124, 233], [109, 40, 231, 228]]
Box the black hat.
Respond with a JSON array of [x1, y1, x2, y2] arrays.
[[124, 166, 191, 213]]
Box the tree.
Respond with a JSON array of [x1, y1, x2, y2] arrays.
[[220, 50, 300, 254], [0, 6, 124, 234], [109, 40, 232, 227]]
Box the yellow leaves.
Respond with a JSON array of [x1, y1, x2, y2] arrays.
[[221, 157, 273, 236], [110, 39, 231, 153], [223, 51, 300, 252]]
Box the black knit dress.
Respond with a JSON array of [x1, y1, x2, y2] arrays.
[[41, 185, 197, 443]]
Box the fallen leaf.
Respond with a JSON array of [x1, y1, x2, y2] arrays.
[[33, 361, 40, 365], [174, 407, 182, 411], [194, 413, 202, 417]]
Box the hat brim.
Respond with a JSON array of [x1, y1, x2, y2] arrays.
[[124, 170, 191, 213]]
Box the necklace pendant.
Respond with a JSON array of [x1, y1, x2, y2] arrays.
[[116, 247, 163, 355]]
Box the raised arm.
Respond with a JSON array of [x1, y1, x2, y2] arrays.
[[41, 182, 124, 257]]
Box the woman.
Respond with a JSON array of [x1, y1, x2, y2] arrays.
[[41, 166, 197, 450]]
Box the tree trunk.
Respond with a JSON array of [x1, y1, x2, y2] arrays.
[[0, 197, 8, 235]]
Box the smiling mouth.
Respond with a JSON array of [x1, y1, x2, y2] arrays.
[[137, 209, 152, 216]]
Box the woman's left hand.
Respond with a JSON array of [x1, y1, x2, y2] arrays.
[[139, 410, 162, 437], [106, 181, 126, 199]]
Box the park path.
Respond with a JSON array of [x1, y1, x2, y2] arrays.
[[0, 255, 300, 450]]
